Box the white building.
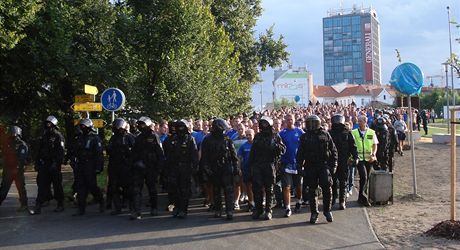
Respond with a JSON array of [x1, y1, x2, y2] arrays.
[[312, 83, 395, 106]]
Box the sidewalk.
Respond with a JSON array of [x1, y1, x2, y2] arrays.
[[0, 171, 384, 250]]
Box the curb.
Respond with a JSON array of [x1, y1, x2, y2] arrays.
[[363, 206, 386, 249]]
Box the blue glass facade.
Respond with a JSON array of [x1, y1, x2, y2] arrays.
[[323, 10, 380, 86]]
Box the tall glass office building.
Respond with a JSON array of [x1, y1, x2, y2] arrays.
[[323, 7, 381, 86]]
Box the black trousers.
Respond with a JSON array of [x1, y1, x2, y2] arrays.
[[332, 163, 348, 204], [306, 166, 332, 214], [169, 165, 192, 213], [357, 161, 375, 201], [109, 167, 132, 211], [211, 171, 234, 213], [36, 163, 64, 206], [76, 169, 103, 212], [0, 168, 27, 206], [252, 164, 275, 213], [131, 168, 158, 214]]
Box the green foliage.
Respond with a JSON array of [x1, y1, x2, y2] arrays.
[[0, 0, 289, 143], [0, 0, 42, 50], [420, 88, 460, 116], [274, 97, 297, 109]]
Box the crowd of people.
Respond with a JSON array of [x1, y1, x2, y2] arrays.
[[0, 103, 413, 224]]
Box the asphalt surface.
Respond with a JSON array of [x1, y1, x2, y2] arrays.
[[0, 172, 384, 250]]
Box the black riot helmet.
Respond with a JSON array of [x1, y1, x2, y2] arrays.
[[305, 115, 321, 131], [9, 126, 22, 138], [331, 114, 345, 125], [113, 118, 128, 133], [376, 117, 388, 131], [176, 119, 189, 134], [211, 118, 230, 134], [168, 120, 177, 135]]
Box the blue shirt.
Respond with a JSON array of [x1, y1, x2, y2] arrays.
[[159, 134, 168, 143], [279, 127, 304, 173], [232, 134, 247, 153], [237, 141, 252, 172], [192, 130, 207, 149], [226, 129, 237, 139]]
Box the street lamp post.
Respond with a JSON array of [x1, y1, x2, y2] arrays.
[[448, 6, 456, 108]]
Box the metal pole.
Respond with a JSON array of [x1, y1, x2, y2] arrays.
[[407, 95, 417, 195], [260, 83, 263, 111], [450, 108, 457, 221], [446, 63, 451, 133], [112, 111, 115, 122], [448, 6, 456, 107]]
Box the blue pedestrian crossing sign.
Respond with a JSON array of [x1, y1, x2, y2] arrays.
[[101, 88, 126, 111]]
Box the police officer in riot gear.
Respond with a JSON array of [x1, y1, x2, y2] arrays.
[[129, 119, 140, 137], [73, 118, 105, 216], [375, 117, 390, 171], [32, 116, 65, 215], [297, 115, 337, 224], [249, 116, 286, 220], [384, 115, 398, 173], [0, 126, 29, 211], [201, 118, 239, 220], [164, 120, 199, 218], [130, 116, 164, 220], [107, 118, 136, 215], [329, 114, 358, 210]]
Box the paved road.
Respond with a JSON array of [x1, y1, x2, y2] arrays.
[[0, 172, 383, 250]]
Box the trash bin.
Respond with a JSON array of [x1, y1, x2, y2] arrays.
[[368, 170, 393, 205]]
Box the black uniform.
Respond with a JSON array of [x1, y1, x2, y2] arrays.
[[0, 132, 28, 208], [131, 128, 164, 217], [375, 126, 390, 171], [329, 123, 358, 209], [387, 124, 398, 173], [35, 128, 65, 212], [74, 130, 105, 215], [107, 131, 136, 214], [297, 128, 337, 218], [164, 130, 199, 217], [249, 130, 286, 219], [201, 132, 239, 218]]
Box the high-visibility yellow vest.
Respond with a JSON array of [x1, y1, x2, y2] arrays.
[[351, 128, 376, 162]]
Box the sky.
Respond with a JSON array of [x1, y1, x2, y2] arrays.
[[251, 0, 460, 109]]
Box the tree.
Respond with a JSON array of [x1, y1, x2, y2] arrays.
[[274, 98, 297, 109], [210, 0, 289, 83], [125, 0, 243, 118], [0, 0, 42, 50]]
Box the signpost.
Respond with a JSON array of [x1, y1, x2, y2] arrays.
[[72, 103, 103, 112], [74, 118, 105, 128], [101, 88, 126, 122], [84, 84, 98, 95], [75, 94, 94, 103]]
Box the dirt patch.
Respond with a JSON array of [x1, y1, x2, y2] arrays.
[[367, 138, 460, 249]]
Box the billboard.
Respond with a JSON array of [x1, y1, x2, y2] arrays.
[[274, 74, 308, 105]]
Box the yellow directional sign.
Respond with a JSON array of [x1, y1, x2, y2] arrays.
[[75, 94, 94, 103], [74, 119, 105, 128], [84, 84, 98, 95], [73, 103, 102, 112]]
